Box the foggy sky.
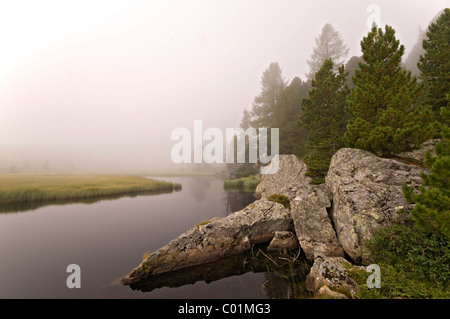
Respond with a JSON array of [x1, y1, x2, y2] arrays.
[[0, 0, 448, 172]]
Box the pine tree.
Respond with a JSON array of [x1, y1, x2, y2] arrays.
[[299, 58, 349, 183], [404, 94, 450, 239], [307, 23, 349, 80], [249, 62, 287, 128], [240, 110, 251, 130], [344, 56, 363, 89], [344, 25, 433, 156], [272, 77, 310, 156], [233, 62, 285, 177], [418, 8, 450, 122]]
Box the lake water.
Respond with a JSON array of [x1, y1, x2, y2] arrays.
[[0, 176, 311, 299]]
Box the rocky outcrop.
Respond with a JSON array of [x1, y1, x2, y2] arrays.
[[123, 144, 431, 291], [256, 154, 311, 200], [267, 231, 299, 252], [325, 148, 424, 264], [306, 253, 363, 299], [121, 200, 293, 286], [256, 155, 342, 260], [396, 139, 439, 163], [291, 184, 344, 260]]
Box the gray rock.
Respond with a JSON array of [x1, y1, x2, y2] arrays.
[[255, 154, 311, 200], [121, 200, 293, 286], [317, 285, 349, 299], [256, 154, 344, 260], [305, 253, 358, 299], [325, 148, 424, 264], [267, 231, 299, 252], [291, 184, 345, 260], [396, 139, 439, 163]]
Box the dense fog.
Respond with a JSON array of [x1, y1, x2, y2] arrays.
[[0, 0, 447, 173]]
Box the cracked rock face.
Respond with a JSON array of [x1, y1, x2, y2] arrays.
[[325, 148, 424, 264], [256, 154, 311, 200], [291, 184, 344, 260], [256, 154, 344, 261], [121, 200, 293, 286]]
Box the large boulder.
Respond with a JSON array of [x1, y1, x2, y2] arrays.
[[291, 184, 344, 260], [325, 148, 424, 264], [121, 200, 293, 286], [256, 154, 311, 200], [305, 253, 362, 299], [256, 154, 344, 260]]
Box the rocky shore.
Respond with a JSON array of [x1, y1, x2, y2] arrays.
[[121, 143, 434, 298]]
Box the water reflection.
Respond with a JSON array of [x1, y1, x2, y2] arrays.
[[224, 189, 257, 215], [0, 175, 303, 298], [0, 188, 180, 214], [128, 246, 312, 299], [189, 177, 211, 203]]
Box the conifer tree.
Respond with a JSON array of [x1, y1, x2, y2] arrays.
[[249, 62, 287, 128], [344, 25, 433, 156], [272, 77, 310, 156], [404, 94, 450, 239], [418, 8, 450, 122], [307, 23, 349, 80], [299, 58, 349, 183], [234, 62, 285, 177]]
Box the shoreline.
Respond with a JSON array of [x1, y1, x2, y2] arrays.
[[0, 174, 181, 206]]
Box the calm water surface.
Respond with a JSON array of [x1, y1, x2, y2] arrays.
[[0, 176, 309, 299]]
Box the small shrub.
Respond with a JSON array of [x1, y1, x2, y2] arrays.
[[267, 194, 291, 210], [357, 218, 450, 298]]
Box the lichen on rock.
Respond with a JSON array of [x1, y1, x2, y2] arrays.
[[325, 148, 424, 264]]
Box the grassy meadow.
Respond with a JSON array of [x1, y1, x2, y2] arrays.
[[0, 174, 181, 205]]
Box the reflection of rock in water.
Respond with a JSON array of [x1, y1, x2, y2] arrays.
[[128, 246, 312, 299], [225, 190, 256, 215], [189, 177, 211, 203], [262, 261, 313, 299]]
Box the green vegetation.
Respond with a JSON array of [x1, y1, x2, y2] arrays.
[[0, 174, 181, 205], [355, 220, 450, 299], [244, 62, 287, 129], [403, 107, 450, 238], [344, 25, 433, 156], [231, 11, 449, 298], [299, 58, 349, 183], [356, 14, 449, 297], [267, 194, 291, 210], [356, 98, 450, 299], [418, 8, 450, 122], [272, 77, 310, 156], [229, 164, 260, 179], [353, 13, 450, 299], [223, 176, 260, 191]]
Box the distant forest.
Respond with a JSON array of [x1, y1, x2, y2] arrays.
[[234, 9, 448, 185]]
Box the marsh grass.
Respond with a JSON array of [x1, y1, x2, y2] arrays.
[[0, 174, 181, 205], [223, 176, 260, 191]]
